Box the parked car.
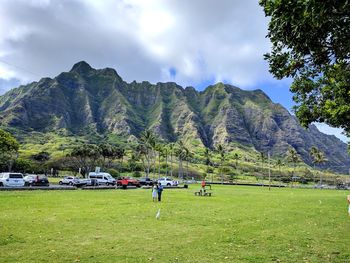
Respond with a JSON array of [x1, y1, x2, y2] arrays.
[[138, 177, 155, 186], [117, 176, 140, 187], [59, 176, 90, 187], [73, 178, 91, 187], [185, 179, 197, 184], [336, 183, 348, 190], [23, 174, 49, 186], [0, 172, 25, 187], [157, 177, 178, 186], [88, 172, 116, 186], [59, 176, 77, 185]]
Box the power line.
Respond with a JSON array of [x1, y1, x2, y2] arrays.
[[0, 59, 42, 78]]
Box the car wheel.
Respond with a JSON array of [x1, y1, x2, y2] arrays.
[[106, 183, 109, 186], [69, 182, 73, 186], [59, 181, 63, 185], [167, 183, 171, 186], [0, 182, 3, 187]]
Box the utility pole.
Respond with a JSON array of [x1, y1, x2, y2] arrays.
[[268, 152, 271, 191]]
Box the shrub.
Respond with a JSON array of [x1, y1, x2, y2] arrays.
[[133, 171, 142, 178], [12, 158, 37, 173], [106, 168, 119, 178], [206, 167, 214, 173]]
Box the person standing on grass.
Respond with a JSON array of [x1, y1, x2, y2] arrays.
[[347, 195, 350, 217], [121, 177, 128, 190], [152, 183, 158, 202], [157, 183, 164, 202]]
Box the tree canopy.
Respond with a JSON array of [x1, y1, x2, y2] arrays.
[[260, 0, 350, 135], [69, 144, 101, 176], [0, 129, 20, 171], [0, 129, 19, 153]]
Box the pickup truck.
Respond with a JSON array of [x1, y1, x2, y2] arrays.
[[138, 177, 156, 186], [117, 177, 140, 187], [157, 177, 179, 186]]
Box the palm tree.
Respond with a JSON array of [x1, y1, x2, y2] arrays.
[[135, 143, 147, 175], [310, 146, 318, 159], [259, 151, 267, 185], [287, 148, 300, 187], [183, 147, 193, 179], [163, 144, 169, 177], [150, 138, 157, 177], [233, 152, 240, 169], [309, 146, 318, 183], [314, 150, 327, 186], [259, 151, 267, 170], [119, 148, 126, 172], [139, 129, 156, 178], [217, 144, 225, 183], [155, 143, 164, 179], [204, 147, 211, 181], [176, 140, 186, 179], [276, 158, 284, 186], [99, 143, 122, 169], [168, 143, 175, 178], [129, 152, 139, 174]]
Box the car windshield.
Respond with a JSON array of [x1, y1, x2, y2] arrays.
[[9, 174, 23, 179]]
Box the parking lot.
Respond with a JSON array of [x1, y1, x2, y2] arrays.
[[0, 184, 119, 191]]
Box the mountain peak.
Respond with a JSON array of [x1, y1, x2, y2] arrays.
[[70, 61, 93, 73], [1, 64, 350, 174]]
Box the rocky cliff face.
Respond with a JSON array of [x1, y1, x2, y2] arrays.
[[0, 61, 349, 173]]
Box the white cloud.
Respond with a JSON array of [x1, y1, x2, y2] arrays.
[[315, 123, 349, 143], [0, 1, 348, 143], [0, 0, 271, 90]]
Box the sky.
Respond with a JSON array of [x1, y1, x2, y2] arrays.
[[0, 0, 347, 142]]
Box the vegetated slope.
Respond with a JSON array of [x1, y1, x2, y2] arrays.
[[0, 61, 349, 173]]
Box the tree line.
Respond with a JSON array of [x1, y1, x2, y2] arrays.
[[0, 128, 332, 185]]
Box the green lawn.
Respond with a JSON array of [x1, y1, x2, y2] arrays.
[[0, 186, 349, 262]]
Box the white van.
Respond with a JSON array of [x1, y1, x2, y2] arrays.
[[0, 173, 25, 187], [88, 172, 116, 186]]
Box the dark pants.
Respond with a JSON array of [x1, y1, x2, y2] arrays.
[[158, 192, 162, 201]]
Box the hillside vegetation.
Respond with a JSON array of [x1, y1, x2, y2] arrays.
[[0, 61, 349, 178]]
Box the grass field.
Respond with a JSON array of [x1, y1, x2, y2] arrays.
[[0, 186, 349, 262]]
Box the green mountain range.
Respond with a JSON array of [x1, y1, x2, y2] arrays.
[[0, 61, 349, 173]]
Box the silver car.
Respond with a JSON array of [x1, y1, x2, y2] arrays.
[[59, 176, 77, 185], [59, 176, 90, 187]]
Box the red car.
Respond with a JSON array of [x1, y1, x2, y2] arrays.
[[116, 177, 140, 187]]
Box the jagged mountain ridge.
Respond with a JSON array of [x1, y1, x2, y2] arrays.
[[0, 61, 349, 173]]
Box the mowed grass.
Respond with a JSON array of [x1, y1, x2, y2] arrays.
[[0, 186, 349, 263]]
